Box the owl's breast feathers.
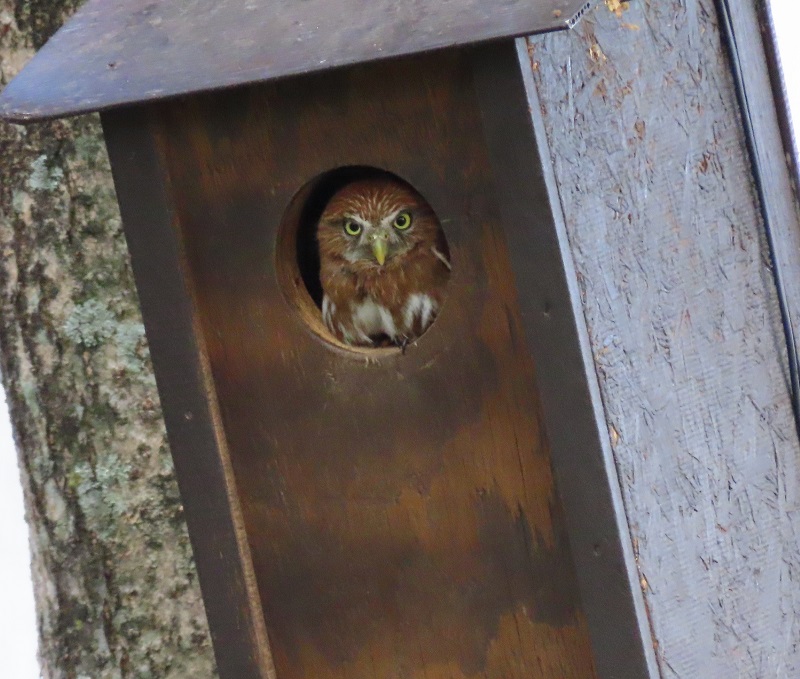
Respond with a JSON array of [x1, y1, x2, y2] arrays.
[[320, 243, 450, 347]]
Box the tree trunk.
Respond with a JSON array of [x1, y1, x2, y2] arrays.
[[0, 2, 217, 677]]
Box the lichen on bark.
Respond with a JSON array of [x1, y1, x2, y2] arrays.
[[0, 2, 217, 677]]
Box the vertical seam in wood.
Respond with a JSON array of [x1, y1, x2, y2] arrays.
[[516, 36, 662, 677]]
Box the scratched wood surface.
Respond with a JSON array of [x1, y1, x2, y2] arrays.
[[149, 51, 597, 678], [528, 1, 800, 677]]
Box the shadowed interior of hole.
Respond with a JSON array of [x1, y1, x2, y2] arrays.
[[295, 166, 402, 308]]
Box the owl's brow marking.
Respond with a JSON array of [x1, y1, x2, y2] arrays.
[[342, 215, 370, 230], [372, 194, 399, 216], [380, 208, 408, 229], [342, 188, 407, 221]]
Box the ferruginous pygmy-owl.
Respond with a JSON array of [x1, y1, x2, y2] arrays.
[[316, 176, 451, 347]]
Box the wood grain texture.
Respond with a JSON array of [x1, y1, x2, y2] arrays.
[[528, 1, 800, 677], [0, 0, 588, 122], [151, 51, 597, 679], [474, 40, 659, 679]]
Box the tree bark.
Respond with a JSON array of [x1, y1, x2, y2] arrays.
[[0, 2, 217, 677]]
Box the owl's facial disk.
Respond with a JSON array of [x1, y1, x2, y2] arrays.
[[317, 177, 441, 272], [339, 208, 415, 267]]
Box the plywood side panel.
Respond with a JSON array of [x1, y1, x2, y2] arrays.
[[529, 2, 800, 676], [153, 51, 597, 678]]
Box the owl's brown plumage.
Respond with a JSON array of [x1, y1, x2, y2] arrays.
[[316, 177, 450, 347]]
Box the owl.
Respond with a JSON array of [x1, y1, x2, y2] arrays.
[[316, 176, 451, 348]]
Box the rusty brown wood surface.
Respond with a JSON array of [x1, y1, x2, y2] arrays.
[[0, 0, 591, 122], [144, 50, 598, 678], [473, 40, 658, 679]]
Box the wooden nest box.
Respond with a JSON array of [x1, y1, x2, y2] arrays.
[[0, 1, 656, 677]]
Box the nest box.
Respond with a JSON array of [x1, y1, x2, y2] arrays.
[[1, 1, 655, 678]]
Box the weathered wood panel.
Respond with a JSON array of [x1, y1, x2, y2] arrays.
[[528, 1, 800, 677], [0, 0, 587, 121], [147, 51, 598, 679], [473, 41, 658, 679]]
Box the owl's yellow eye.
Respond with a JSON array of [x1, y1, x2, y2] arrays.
[[393, 211, 412, 230], [344, 220, 362, 236]]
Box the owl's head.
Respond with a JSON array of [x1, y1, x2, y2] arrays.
[[316, 177, 441, 269]]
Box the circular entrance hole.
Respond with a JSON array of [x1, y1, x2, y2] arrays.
[[277, 167, 451, 353]]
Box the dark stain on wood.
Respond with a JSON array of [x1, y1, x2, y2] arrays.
[[259, 492, 579, 674], [146, 50, 597, 678]]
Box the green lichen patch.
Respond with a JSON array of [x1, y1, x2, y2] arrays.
[[1, 12, 217, 675], [27, 153, 64, 192], [63, 299, 117, 348]]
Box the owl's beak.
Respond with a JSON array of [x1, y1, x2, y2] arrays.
[[371, 238, 388, 266]]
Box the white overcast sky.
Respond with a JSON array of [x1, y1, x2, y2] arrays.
[[1, 3, 799, 677]]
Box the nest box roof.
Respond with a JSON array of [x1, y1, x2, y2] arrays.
[[0, 0, 590, 122]]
